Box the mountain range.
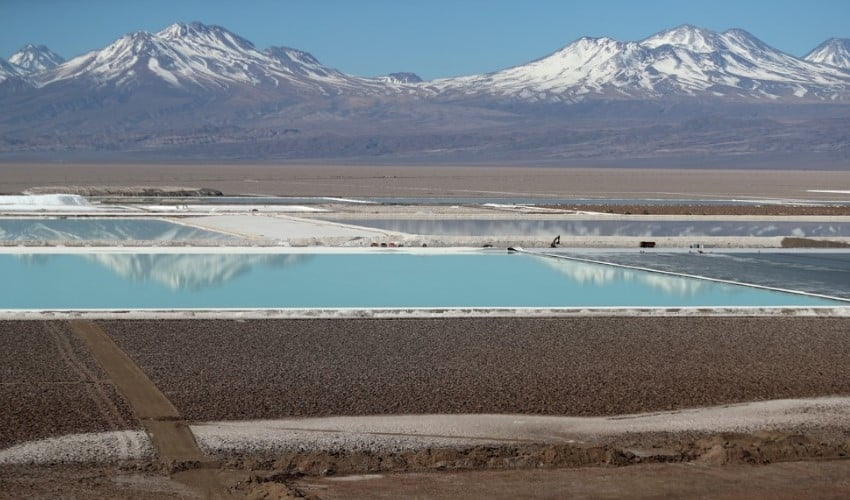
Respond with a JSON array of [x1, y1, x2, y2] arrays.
[[1, 22, 849, 166]]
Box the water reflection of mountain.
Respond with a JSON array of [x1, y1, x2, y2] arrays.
[[82, 253, 313, 290], [335, 219, 849, 238], [13, 254, 51, 266], [0, 219, 233, 241], [538, 257, 708, 297]]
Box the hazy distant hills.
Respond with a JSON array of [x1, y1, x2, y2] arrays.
[[1, 22, 849, 166]]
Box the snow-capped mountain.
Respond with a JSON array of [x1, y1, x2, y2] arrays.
[[2, 22, 849, 164], [379, 72, 423, 84], [35, 22, 407, 94], [805, 38, 850, 70], [83, 253, 312, 290], [14, 23, 850, 102], [430, 25, 850, 101], [0, 57, 23, 82], [262, 45, 345, 81], [8, 45, 64, 74]]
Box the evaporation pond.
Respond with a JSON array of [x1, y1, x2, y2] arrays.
[[329, 219, 850, 237], [0, 218, 236, 241], [0, 252, 841, 309]]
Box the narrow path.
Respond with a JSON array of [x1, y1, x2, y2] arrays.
[[68, 320, 232, 499]]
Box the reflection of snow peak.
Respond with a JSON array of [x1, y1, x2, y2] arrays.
[[0, 218, 233, 241], [540, 258, 707, 297], [83, 253, 312, 290]]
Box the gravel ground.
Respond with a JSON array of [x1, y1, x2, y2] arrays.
[[3, 164, 850, 201], [546, 204, 850, 216], [297, 460, 850, 500], [0, 321, 138, 449], [0, 464, 196, 499], [103, 317, 850, 421]]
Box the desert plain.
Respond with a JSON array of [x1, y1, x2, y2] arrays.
[[2, 163, 850, 201]]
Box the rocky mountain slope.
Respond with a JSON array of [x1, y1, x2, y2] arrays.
[[0, 57, 23, 82]]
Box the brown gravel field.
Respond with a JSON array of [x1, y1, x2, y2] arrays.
[[0, 321, 137, 448], [2, 163, 849, 200], [0, 464, 195, 499], [297, 460, 850, 500], [3, 316, 850, 499], [549, 204, 850, 216], [103, 317, 850, 422]]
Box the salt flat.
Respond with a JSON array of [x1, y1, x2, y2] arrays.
[[180, 214, 398, 243], [191, 397, 850, 456]]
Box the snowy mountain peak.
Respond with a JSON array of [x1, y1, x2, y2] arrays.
[[433, 25, 850, 102], [157, 21, 215, 38], [37, 25, 264, 90], [642, 24, 725, 53], [117, 31, 158, 51], [14, 22, 850, 104], [805, 38, 850, 69], [156, 21, 257, 52], [34, 21, 397, 94], [8, 44, 64, 74], [383, 72, 423, 84], [571, 36, 621, 49], [720, 28, 777, 53]]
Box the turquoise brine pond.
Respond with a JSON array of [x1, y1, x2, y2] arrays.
[[0, 252, 843, 309]]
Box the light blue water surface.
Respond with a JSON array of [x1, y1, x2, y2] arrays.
[[0, 218, 235, 241], [0, 253, 842, 309]]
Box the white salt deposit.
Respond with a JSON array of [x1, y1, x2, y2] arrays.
[[0, 430, 153, 465], [3, 397, 848, 464], [0, 194, 97, 211], [181, 214, 398, 241], [139, 204, 326, 213], [190, 397, 850, 455]]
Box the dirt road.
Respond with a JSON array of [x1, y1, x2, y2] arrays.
[[69, 320, 231, 499]]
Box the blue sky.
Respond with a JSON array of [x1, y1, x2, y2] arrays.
[[2, 0, 849, 79]]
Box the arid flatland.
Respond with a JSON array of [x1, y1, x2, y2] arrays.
[[1, 164, 850, 200]]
